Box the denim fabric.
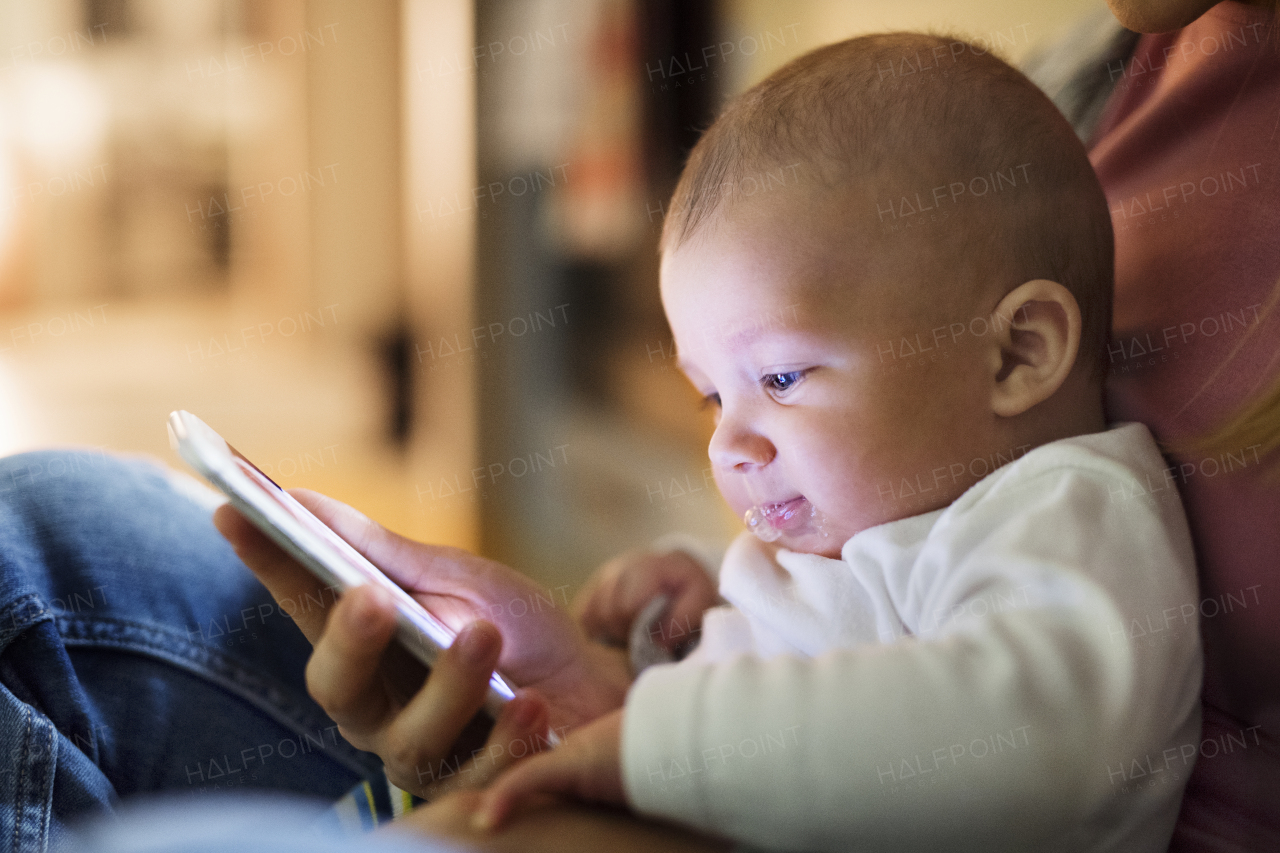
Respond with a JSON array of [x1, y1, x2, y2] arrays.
[[70, 794, 458, 853], [0, 450, 383, 853]]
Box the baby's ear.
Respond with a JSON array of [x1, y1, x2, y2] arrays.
[[987, 279, 1081, 418]]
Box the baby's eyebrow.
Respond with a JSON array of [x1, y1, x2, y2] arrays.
[[725, 303, 807, 346], [694, 310, 810, 356], [672, 319, 820, 378]]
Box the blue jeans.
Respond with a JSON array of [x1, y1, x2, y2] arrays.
[[0, 450, 384, 852], [71, 794, 447, 853]]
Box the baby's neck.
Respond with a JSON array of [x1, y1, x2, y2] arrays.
[[1000, 372, 1107, 453]]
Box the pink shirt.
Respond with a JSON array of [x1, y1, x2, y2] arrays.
[[1090, 4, 1280, 848]]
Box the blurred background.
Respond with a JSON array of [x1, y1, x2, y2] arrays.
[[0, 0, 1097, 592]]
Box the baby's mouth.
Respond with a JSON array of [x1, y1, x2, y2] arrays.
[[741, 478, 830, 544], [760, 496, 811, 530], [744, 495, 816, 542]]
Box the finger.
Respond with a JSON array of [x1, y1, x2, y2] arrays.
[[617, 551, 699, 620], [638, 554, 714, 651], [661, 584, 716, 651], [616, 562, 663, 625], [473, 746, 581, 831], [384, 789, 483, 840], [576, 579, 624, 646], [378, 620, 503, 788], [668, 578, 716, 626], [296, 489, 542, 614], [474, 689, 551, 778], [573, 555, 633, 645], [213, 503, 341, 644], [421, 690, 550, 798], [569, 571, 604, 629], [288, 489, 383, 558], [304, 584, 399, 735], [290, 489, 455, 589]]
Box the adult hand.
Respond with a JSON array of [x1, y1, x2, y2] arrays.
[[573, 549, 718, 652], [390, 788, 731, 853], [213, 490, 633, 797]]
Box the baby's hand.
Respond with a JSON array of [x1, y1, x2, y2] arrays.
[[573, 549, 718, 651], [472, 708, 626, 830]]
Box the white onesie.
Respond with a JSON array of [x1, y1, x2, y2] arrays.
[[622, 423, 1202, 853]]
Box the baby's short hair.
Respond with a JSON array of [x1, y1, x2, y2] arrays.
[[662, 32, 1113, 379]]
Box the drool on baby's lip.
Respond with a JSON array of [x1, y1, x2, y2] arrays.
[[761, 496, 810, 529]]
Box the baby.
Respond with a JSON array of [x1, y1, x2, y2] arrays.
[[477, 32, 1201, 852]]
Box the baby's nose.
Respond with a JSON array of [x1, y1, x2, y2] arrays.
[[708, 418, 775, 470]]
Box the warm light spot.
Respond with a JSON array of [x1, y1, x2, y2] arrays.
[[13, 65, 108, 167]]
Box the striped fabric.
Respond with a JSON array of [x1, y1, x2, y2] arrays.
[[323, 774, 424, 834]]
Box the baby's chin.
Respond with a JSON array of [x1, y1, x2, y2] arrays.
[[765, 525, 845, 559], [785, 534, 844, 559], [768, 506, 895, 557], [736, 495, 852, 557]]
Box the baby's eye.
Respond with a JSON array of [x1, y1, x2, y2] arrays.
[[763, 371, 805, 395], [700, 392, 722, 410]]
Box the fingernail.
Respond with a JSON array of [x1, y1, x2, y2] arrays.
[[346, 586, 389, 636], [365, 584, 394, 609], [509, 694, 541, 730]]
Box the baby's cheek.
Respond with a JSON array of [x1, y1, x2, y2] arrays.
[[797, 472, 868, 532], [710, 470, 745, 514], [809, 450, 906, 526]]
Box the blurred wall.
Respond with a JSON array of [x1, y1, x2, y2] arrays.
[[0, 0, 479, 550], [403, 0, 480, 547], [722, 0, 1101, 93], [308, 0, 401, 341], [0, 0, 1115, 584]]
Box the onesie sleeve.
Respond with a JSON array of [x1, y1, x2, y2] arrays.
[[621, 443, 1200, 852]]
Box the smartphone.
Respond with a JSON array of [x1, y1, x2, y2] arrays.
[[167, 409, 516, 719]]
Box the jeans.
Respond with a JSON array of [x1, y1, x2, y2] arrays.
[[0, 450, 384, 852], [71, 793, 447, 853]]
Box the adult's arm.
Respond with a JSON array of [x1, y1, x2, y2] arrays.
[[391, 789, 731, 853]]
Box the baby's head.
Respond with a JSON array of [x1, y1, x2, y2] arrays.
[[659, 33, 1113, 556]]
